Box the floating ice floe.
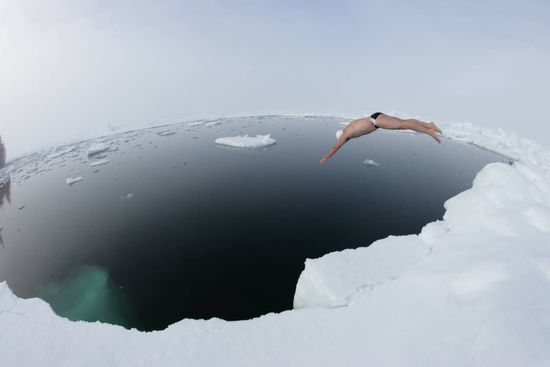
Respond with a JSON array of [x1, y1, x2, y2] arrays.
[[47, 146, 77, 159], [188, 121, 206, 127], [215, 134, 276, 148], [362, 159, 380, 167], [156, 130, 176, 136], [0, 171, 9, 188], [120, 193, 135, 200], [87, 143, 109, 157], [65, 176, 83, 186], [89, 158, 110, 167]]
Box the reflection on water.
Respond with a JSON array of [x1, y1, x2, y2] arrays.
[[0, 134, 9, 208], [0, 179, 9, 246], [0, 179, 6, 246], [0, 135, 5, 169], [0, 116, 509, 330], [0, 180, 10, 209], [38, 264, 139, 329], [0, 135, 8, 246]]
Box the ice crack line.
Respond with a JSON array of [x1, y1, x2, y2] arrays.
[[344, 277, 399, 306], [0, 309, 47, 326], [342, 244, 434, 307]]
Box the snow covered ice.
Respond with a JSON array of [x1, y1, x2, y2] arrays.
[[204, 120, 221, 127], [87, 143, 109, 157], [65, 176, 83, 186], [0, 119, 550, 366], [156, 130, 176, 136], [47, 146, 77, 159], [362, 159, 380, 167], [89, 158, 110, 167], [188, 121, 207, 127], [215, 134, 276, 148], [0, 170, 9, 187]]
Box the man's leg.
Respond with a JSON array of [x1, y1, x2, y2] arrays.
[[400, 120, 441, 143], [365, 114, 441, 143], [404, 119, 442, 133]]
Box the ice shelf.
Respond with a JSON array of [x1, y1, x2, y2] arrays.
[[1, 120, 549, 366], [215, 134, 276, 148]]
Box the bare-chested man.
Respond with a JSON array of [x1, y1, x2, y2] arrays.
[[320, 112, 442, 164]]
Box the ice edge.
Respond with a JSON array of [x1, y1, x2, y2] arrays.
[[1, 118, 550, 366]]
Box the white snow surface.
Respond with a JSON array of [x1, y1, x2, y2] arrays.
[[47, 145, 77, 159], [89, 158, 110, 167], [156, 130, 176, 136], [87, 143, 109, 157], [0, 170, 9, 187], [215, 134, 276, 148], [362, 159, 380, 167], [65, 176, 83, 186], [1, 121, 550, 366]]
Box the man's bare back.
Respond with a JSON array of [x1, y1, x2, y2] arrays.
[[320, 113, 442, 164]]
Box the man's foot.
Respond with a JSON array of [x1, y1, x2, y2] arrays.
[[429, 122, 442, 134], [429, 130, 441, 144]]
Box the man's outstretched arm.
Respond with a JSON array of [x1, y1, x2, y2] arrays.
[[319, 134, 349, 164]]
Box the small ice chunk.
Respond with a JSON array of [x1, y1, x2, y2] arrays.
[[0, 171, 9, 187], [157, 130, 176, 136], [18, 204, 25, 210], [87, 143, 109, 157], [188, 121, 206, 127], [363, 159, 380, 167], [89, 158, 110, 167], [204, 120, 221, 127], [215, 134, 276, 148], [65, 176, 83, 186], [336, 130, 343, 140], [47, 146, 77, 159], [120, 193, 135, 200]]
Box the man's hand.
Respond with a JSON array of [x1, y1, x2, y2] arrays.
[[319, 135, 348, 165]]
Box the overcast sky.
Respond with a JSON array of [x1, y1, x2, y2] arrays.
[[1, 0, 549, 159]]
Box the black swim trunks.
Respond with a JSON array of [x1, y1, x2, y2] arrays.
[[370, 112, 382, 128]]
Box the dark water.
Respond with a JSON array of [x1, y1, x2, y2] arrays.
[[0, 116, 508, 330]]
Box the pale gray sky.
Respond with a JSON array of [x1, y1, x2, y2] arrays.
[[1, 0, 549, 159]]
